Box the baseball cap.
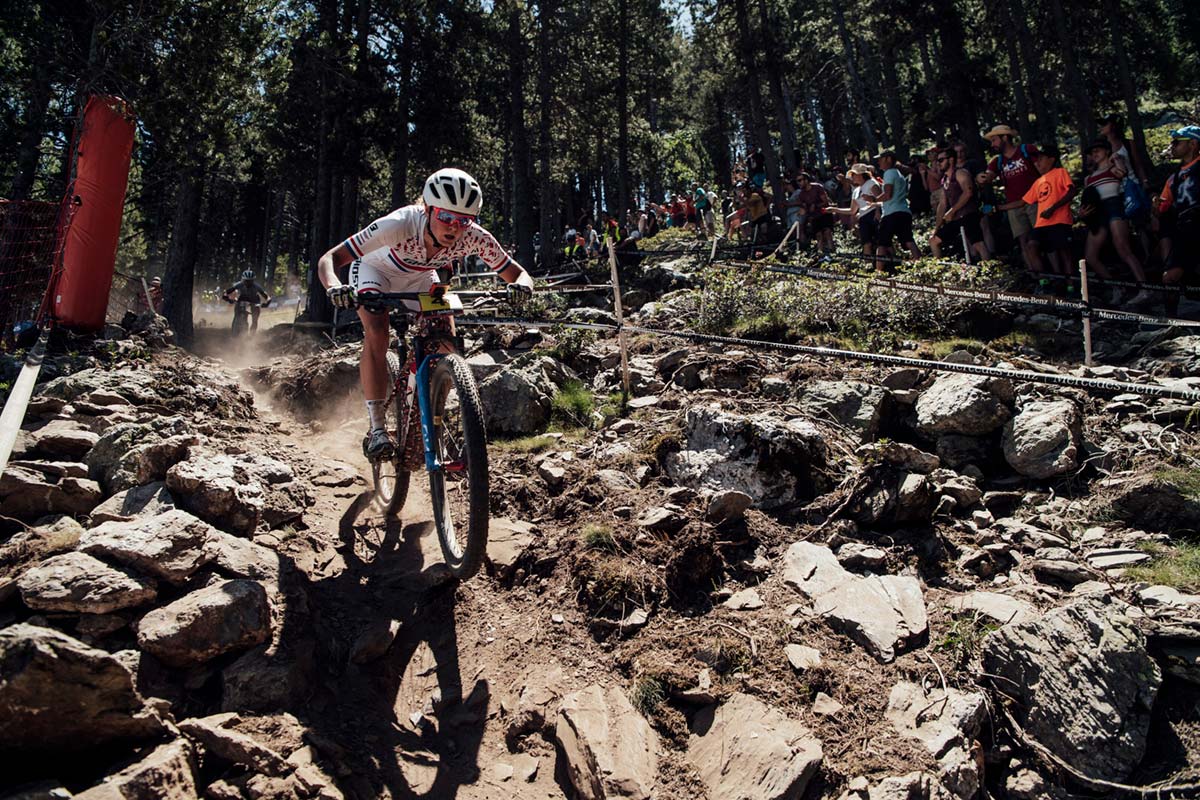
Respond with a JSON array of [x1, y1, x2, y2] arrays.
[[1170, 126, 1200, 142]]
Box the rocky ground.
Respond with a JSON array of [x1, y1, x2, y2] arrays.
[[3, 253, 1200, 800]]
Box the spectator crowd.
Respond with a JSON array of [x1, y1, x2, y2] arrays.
[[558, 120, 1200, 315]]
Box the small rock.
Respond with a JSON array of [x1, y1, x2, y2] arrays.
[[79, 509, 216, 584], [637, 506, 687, 534], [811, 692, 843, 716], [1086, 548, 1151, 570], [74, 739, 196, 799], [836, 542, 887, 571], [491, 762, 514, 782], [707, 490, 753, 524], [724, 588, 763, 610], [784, 644, 822, 671], [350, 619, 402, 664], [551, 614, 564, 624], [512, 752, 539, 782], [18, 552, 157, 614], [137, 580, 271, 667]]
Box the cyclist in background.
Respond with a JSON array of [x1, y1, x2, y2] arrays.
[[221, 270, 272, 331], [317, 167, 535, 460]]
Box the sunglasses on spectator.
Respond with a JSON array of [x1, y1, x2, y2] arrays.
[[433, 207, 476, 227]]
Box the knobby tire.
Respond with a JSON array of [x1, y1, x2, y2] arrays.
[[372, 349, 410, 515], [428, 353, 489, 579]]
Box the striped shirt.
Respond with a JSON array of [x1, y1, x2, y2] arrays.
[[341, 205, 512, 274]]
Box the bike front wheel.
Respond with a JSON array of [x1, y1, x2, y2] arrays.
[[428, 353, 489, 579], [372, 349, 410, 515]]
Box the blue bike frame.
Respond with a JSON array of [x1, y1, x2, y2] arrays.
[[414, 350, 442, 472]]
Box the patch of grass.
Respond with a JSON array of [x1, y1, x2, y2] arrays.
[[630, 676, 667, 716], [551, 380, 594, 429], [1155, 467, 1200, 502], [546, 326, 596, 365], [492, 434, 559, 454], [928, 337, 985, 359], [598, 391, 627, 421], [937, 613, 1000, 669], [1128, 542, 1200, 592], [581, 523, 616, 552], [574, 552, 659, 616], [643, 428, 683, 465]]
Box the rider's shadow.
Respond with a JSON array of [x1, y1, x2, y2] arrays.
[[283, 490, 488, 799]]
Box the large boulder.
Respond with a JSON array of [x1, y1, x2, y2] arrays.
[[795, 380, 889, 440], [25, 420, 100, 460], [687, 693, 823, 800], [137, 580, 272, 667], [555, 684, 660, 800], [89, 481, 177, 524], [477, 357, 559, 435], [86, 417, 197, 494], [981, 598, 1160, 782], [1104, 471, 1200, 534], [1002, 399, 1083, 479], [665, 405, 839, 509], [783, 542, 927, 663], [0, 464, 102, 519], [17, 552, 157, 613], [0, 624, 164, 752], [166, 452, 267, 535], [79, 509, 217, 584], [915, 374, 1013, 437], [1134, 334, 1200, 374], [74, 740, 197, 799]]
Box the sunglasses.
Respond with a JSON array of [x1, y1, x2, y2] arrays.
[[433, 207, 476, 227]]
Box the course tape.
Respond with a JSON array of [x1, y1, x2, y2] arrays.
[[717, 258, 1200, 329], [455, 314, 1200, 403]]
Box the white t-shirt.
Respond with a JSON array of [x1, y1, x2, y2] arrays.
[[852, 178, 881, 219], [341, 204, 512, 275]]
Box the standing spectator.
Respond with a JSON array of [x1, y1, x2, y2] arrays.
[[954, 141, 995, 255], [978, 124, 1041, 271], [930, 148, 990, 262], [908, 154, 933, 216], [1155, 127, 1200, 316], [873, 150, 922, 268], [783, 179, 806, 245], [748, 147, 767, 189], [826, 164, 881, 258], [797, 172, 835, 253], [1101, 114, 1153, 258], [1016, 144, 1076, 281], [684, 192, 697, 230], [693, 183, 714, 237], [923, 145, 945, 219], [744, 185, 773, 244], [1080, 138, 1150, 302]]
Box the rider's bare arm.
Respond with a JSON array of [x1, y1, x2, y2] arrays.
[[317, 244, 354, 290], [497, 259, 535, 291]]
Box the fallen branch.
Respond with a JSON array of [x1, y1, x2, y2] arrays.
[[711, 621, 758, 659]]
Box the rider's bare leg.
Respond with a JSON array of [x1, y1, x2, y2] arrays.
[[360, 307, 391, 429]]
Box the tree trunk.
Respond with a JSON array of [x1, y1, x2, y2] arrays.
[[390, 5, 415, 208], [756, 0, 798, 173], [305, 104, 334, 323], [1102, 0, 1151, 175], [1048, 0, 1093, 151], [1009, 0, 1056, 144], [536, 0, 557, 270], [931, 0, 982, 158], [832, 1, 877, 154], [733, 0, 783, 201], [9, 72, 53, 200], [616, 0, 630, 214], [162, 172, 204, 345], [991, 0, 1033, 139], [504, 0, 532, 268]]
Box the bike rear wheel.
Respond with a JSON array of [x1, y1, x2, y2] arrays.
[[428, 353, 489, 578], [372, 350, 410, 515]]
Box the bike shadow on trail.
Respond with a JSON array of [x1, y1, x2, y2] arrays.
[[280, 488, 489, 800]]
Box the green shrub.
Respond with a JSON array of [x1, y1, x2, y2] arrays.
[[581, 523, 616, 551], [551, 380, 594, 429]]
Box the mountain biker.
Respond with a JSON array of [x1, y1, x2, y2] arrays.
[[221, 270, 272, 331], [316, 167, 536, 461]]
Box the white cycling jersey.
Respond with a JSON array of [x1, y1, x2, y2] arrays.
[[342, 204, 515, 306]]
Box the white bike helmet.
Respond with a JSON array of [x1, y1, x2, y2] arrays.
[[423, 168, 483, 216], [241, 269, 254, 280]]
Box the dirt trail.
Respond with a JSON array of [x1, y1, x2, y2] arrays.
[[215, 339, 584, 800]]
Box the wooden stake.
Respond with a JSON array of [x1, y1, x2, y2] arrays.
[[607, 239, 632, 399], [1080, 258, 1094, 366]]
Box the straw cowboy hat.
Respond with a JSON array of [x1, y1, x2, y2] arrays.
[[845, 163, 873, 176], [982, 124, 1020, 139]]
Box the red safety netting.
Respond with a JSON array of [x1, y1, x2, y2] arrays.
[[0, 199, 67, 351]]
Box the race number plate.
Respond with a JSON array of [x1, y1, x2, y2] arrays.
[[419, 287, 463, 313]]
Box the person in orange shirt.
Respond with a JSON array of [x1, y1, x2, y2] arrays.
[[1017, 144, 1076, 284]]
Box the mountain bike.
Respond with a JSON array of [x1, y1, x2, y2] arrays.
[[357, 287, 489, 579]]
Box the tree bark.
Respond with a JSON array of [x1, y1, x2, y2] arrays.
[[1102, 0, 1151, 175], [1048, 0, 1094, 151], [832, 1, 877, 154], [9, 72, 53, 200], [536, 0, 557, 270], [732, 0, 783, 201], [162, 172, 204, 345], [930, 0, 982, 157], [991, 0, 1033, 140], [756, 0, 798, 173], [506, 3, 535, 268], [1008, 0, 1056, 144], [616, 0, 630, 214]]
